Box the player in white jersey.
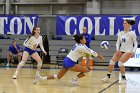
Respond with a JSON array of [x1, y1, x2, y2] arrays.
[[102, 19, 137, 84], [13, 26, 47, 79], [33, 34, 105, 85]]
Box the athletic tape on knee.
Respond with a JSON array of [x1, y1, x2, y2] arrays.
[[109, 60, 115, 65], [19, 61, 25, 66], [118, 61, 123, 67], [53, 75, 58, 79]]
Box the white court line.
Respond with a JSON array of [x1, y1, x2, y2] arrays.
[[119, 72, 140, 93]]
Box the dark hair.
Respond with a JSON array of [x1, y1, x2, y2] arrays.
[[125, 19, 135, 26], [12, 40, 16, 43], [29, 26, 40, 38], [32, 26, 40, 36], [73, 34, 84, 43]]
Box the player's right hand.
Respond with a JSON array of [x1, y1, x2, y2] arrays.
[[33, 45, 37, 50]]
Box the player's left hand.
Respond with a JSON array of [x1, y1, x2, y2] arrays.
[[44, 51, 47, 55]]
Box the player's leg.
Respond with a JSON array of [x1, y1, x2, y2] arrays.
[[13, 51, 29, 79], [68, 64, 90, 85], [46, 67, 68, 80], [102, 51, 123, 82], [34, 57, 89, 84], [34, 64, 89, 85], [17, 52, 22, 63], [34, 66, 68, 84], [118, 53, 133, 84], [6, 52, 12, 66], [31, 52, 42, 75]]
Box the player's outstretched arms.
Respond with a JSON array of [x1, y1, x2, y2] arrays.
[[97, 53, 105, 62]]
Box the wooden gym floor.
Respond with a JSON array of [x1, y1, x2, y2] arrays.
[[0, 65, 139, 93]]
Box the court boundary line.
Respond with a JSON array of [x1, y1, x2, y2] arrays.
[[98, 80, 119, 93]]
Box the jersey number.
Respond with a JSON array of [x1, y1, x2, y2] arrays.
[[122, 38, 126, 43]]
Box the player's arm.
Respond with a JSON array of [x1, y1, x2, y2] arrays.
[[14, 45, 20, 53], [23, 38, 34, 49], [39, 37, 47, 55], [116, 33, 121, 51], [132, 32, 138, 53], [8, 46, 13, 55], [82, 45, 105, 61]]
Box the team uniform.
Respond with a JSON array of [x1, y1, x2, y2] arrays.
[[9, 44, 20, 54], [82, 33, 91, 48], [23, 35, 45, 55], [12, 35, 45, 79], [116, 31, 137, 53], [62, 43, 98, 68]]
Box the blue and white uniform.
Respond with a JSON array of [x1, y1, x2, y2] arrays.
[[82, 33, 91, 48], [23, 35, 45, 55], [63, 44, 98, 68], [9, 44, 20, 54], [116, 31, 137, 53]]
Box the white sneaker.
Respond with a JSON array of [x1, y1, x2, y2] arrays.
[[6, 63, 9, 67], [70, 78, 79, 86], [13, 74, 17, 79], [57, 79, 66, 86], [33, 74, 43, 84], [120, 79, 126, 84], [101, 77, 110, 83]]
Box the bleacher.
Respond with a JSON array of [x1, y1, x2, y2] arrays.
[[0, 34, 49, 67], [1, 34, 139, 66], [0, 35, 28, 58], [48, 35, 117, 66], [0, 35, 27, 65]]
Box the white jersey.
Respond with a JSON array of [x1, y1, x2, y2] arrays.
[[23, 35, 45, 52], [67, 44, 98, 62], [116, 31, 137, 53]]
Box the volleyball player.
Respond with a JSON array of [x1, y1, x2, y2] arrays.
[[13, 26, 47, 79], [34, 34, 105, 85], [101, 19, 137, 84]]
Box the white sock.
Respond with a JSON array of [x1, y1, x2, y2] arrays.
[[42, 76, 47, 80], [107, 72, 111, 74], [73, 76, 78, 81], [36, 71, 40, 75], [14, 71, 18, 76], [53, 75, 58, 79]]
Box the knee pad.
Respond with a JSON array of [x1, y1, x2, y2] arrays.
[[109, 60, 115, 65], [118, 61, 124, 67], [19, 61, 25, 66], [53, 75, 58, 79]]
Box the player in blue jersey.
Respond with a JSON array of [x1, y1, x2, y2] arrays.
[[34, 34, 104, 85], [6, 40, 22, 66], [82, 27, 91, 48], [82, 27, 92, 67]]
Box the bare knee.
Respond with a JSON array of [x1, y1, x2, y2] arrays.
[[84, 68, 90, 73], [17, 53, 21, 57], [57, 75, 62, 79], [37, 59, 42, 63]]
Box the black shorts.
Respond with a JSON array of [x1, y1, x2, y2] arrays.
[[121, 51, 125, 54]]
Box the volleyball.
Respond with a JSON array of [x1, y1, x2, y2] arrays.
[[100, 41, 109, 50]]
